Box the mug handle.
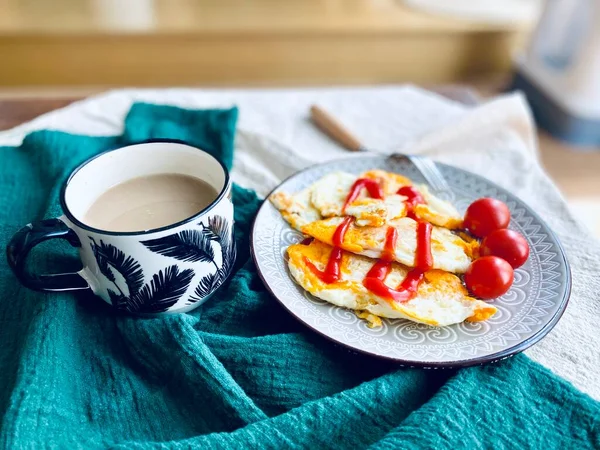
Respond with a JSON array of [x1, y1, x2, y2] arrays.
[[6, 218, 90, 292]]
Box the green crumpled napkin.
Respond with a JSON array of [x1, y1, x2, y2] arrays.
[[0, 102, 598, 449]]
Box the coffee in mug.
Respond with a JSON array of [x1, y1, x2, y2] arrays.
[[83, 174, 218, 232]]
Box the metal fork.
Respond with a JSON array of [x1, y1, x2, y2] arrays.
[[405, 154, 451, 192], [310, 105, 451, 193]]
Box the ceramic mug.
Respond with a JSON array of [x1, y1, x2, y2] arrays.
[[6, 140, 235, 315]]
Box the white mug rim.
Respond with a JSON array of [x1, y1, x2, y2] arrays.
[[59, 139, 231, 237]]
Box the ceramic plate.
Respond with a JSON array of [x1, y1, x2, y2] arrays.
[[250, 155, 571, 367]]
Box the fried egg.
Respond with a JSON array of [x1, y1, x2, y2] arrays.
[[270, 172, 407, 230], [309, 172, 408, 225], [309, 172, 356, 217], [360, 169, 412, 195], [361, 170, 463, 229], [301, 216, 477, 273], [271, 169, 463, 233], [287, 240, 496, 327], [270, 187, 321, 231], [344, 194, 406, 227], [413, 185, 463, 229]]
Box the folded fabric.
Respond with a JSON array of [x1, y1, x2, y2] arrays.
[[0, 103, 598, 449]]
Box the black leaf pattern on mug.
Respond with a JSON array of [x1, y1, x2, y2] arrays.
[[141, 230, 216, 265], [206, 215, 236, 279], [127, 265, 195, 313], [107, 288, 128, 310], [89, 238, 194, 313], [89, 237, 144, 297], [189, 215, 236, 303], [191, 271, 220, 300], [200, 227, 220, 243], [139, 215, 234, 305]]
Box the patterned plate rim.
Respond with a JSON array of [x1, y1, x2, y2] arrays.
[[250, 156, 572, 368]]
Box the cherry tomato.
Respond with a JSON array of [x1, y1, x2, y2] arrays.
[[463, 198, 510, 238], [480, 229, 529, 269], [464, 256, 514, 300]]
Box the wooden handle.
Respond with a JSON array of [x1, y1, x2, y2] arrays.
[[310, 105, 363, 152]]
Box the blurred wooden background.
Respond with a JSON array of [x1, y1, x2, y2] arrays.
[[0, 0, 533, 87]]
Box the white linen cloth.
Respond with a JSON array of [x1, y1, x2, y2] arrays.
[[1, 86, 598, 399]]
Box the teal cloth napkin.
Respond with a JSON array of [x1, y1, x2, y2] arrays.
[[0, 102, 598, 449]]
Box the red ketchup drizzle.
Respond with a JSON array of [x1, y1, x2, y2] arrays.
[[304, 247, 343, 284], [332, 216, 354, 246], [382, 226, 397, 262], [362, 219, 433, 303], [304, 216, 353, 283], [415, 221, 433, 271], [363, 262, 424, 303], [342, 178, 384, 212], [397, 185, 425, 220]]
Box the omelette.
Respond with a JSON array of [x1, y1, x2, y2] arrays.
[[270, 172, 407, 229], [301, 216, 477, 274], [360, 170, 462, 228], [287, 240, 496, 327], [270, 170, 463, 231]]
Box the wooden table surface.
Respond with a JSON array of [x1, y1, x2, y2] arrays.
[[1, 90, 599, 236], [0, 97, 80, 130]]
